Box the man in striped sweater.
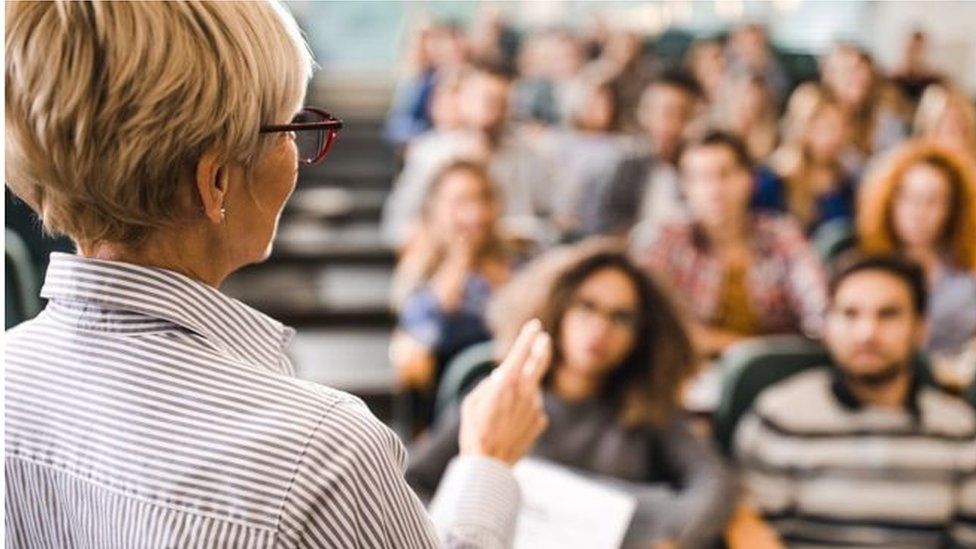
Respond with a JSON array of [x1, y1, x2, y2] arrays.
[[734, 254, 976, 548]]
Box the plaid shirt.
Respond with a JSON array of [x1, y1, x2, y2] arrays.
[[637, 214, 827, 337]]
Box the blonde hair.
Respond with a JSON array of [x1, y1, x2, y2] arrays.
[[914, 83, 976, 148], [772, 83, 848, 226], [712, 70, 778, 161], [5, 1, 313, 245], [779, 82, 831, 145], [857, 140, 976, 272], [390, 160, 506, 309]]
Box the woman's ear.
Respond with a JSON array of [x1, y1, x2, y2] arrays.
[[195, 149, 229, 224]]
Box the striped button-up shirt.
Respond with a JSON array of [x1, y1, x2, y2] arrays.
[[5, 253, 520, 548]]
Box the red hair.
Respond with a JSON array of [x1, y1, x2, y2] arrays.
[[857, 140, 976, 271]]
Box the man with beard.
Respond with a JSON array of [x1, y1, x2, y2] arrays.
[[733, 254, 976, 548]]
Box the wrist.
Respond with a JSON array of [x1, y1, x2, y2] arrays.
[[460, 439, 518, 466]]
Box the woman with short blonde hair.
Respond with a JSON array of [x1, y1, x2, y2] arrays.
[[6, 1, 312, 251], [5, 2, 549, 546]]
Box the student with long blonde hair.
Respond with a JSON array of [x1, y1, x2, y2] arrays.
[[390, 160, 525, 396], [914, 83, 976, 159], [711, 70, 779, 162], [764, 83, 857, 233]]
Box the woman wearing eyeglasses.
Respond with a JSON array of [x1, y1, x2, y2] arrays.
[[407, 242, 735, 548], [4, 2, 551, 547]]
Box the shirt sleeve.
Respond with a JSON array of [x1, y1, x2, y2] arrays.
[[950, 446, 976, 548], [749, 169, 787, 213], [732, 409, 798, 518], [399, 286, 446, 348], [635, 224, 682, 292], [779, 219, 827, 337], [653, 418, 737, 547], [278, 397, 520, 549], [429, 456, 522, 549], [594, 158, 642, 235], [383, 76, 432, 146], [406, 405, 463, 502], [278, 398, 441, 548]]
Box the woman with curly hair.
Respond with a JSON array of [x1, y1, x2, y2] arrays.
[[857, 140, 976, 359], [407, 241, 735, 548]]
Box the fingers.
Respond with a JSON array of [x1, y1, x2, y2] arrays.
[[493, 319, 542, 386], [521, 390, 548, 437], [460, 342, 550, 464], [507, 389, 549, 459], [496, 370, 517, 416], [521, 332, 552, 386]]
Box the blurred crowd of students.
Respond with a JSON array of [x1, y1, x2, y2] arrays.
[[380, 13, 976, 548]]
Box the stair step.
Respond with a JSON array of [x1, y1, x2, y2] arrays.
[[225, 261, 393, 305], [285, 187, 386, 222], [288, 328, 395, 394], [270, 220, 392, 260], [269, 308, 394, 328]]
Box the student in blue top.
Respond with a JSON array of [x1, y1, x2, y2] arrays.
[[390, 160, 529, 420], [763, 83, 858, 234]]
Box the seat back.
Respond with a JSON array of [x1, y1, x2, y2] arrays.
[[713, 335, 935, 453], [434, 340, 496, 420], [968, 376, 976, 408], [6, 228, 42, 329], [811, 218, 856, 264]]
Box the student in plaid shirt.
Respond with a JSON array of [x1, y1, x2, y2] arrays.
[[637, 131, 827, 357]]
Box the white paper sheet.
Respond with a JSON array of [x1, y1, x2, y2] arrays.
[[512, 458, 637, 549], [683, 363, 722, 413]]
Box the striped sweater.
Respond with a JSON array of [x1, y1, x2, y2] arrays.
[[734, 367, 976, 548]]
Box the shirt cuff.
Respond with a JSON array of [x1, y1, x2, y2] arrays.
[[428, 455, 521, 549]]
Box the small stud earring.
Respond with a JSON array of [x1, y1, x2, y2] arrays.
[[220, 208, 226, 221]]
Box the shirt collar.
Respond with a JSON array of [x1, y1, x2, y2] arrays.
[[690, 214, 774, 254], [40, 253, 295, 366], [829, 362, 923, 416]]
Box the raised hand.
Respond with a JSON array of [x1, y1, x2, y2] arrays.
[[459, 319, 552, 465]]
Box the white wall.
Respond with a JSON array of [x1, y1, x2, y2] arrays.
[[291, 0, 976, 95], [863, 1, 976, 93]]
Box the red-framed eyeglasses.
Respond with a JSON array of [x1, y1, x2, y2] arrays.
[[259, 107, 343, 166]]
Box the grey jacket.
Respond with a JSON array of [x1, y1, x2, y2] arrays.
[[407, 392, 736, 548]]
